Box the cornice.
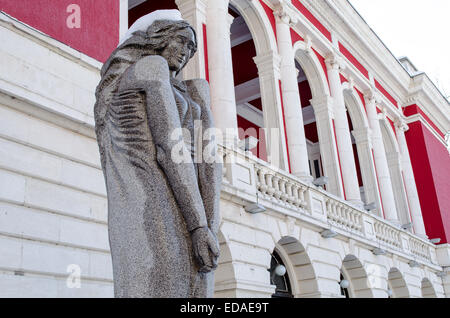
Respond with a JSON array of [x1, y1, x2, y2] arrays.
[[0, 12, 102, 72]]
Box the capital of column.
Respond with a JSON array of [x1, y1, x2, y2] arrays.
[[274, 3, 297, 26], [310, 95, 334, 117], [227, 13, 235, 28], [377, 107, 388, 121], [364, 90, 382, 107], [325, 52, 345, 72], [175, 0, 207, 18], [394, 119, 409, 132], [351, 126, 373, 145], [253, 51, 281, 78]]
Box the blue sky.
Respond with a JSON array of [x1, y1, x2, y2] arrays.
[[349, 0, 450, 101]]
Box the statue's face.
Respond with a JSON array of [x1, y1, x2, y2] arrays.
[[160, 28, 196, 73]]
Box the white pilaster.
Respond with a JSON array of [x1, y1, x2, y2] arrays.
[[176, 0, 207, 80], [326, 55, 362, 204], [253, 51, 290, 171], [119, 0, 129, 42], [395, 121, 427, 238], [274, 5, 311, 181], [365, 93, 399, 223], [206, 0, 238, 144], [310, 95, 344, 197], [351, 126, 383, 212]]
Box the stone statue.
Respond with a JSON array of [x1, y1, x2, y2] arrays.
[[94, 10, 222, 298]]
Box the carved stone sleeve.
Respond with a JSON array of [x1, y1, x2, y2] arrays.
[[186, 79, 223, 236], [120, 55, 209, 232]]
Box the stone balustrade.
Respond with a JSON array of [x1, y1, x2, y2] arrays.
[[218, 144, 436, 265]]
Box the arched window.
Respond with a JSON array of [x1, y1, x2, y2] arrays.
[[269, 251, 293, 298], [340, 273, 350, 298]]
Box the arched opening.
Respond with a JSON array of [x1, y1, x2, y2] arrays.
[[388, 268, 410, 298], [380, 120, 411, 226], [346, 106, 366, 202], [214, 230, 237, 298], [341, 255, 374, 298], [229, 4, 267, 161], [294, 60, 323, 180], [129, 1, 178, 27], [275, 236, 321, 298], [340, 272, 351, 298], [269, 250, 293, 298], [342, 87, 379, 211], [293, 42, 342, 197], [421, 278, 437, 298]]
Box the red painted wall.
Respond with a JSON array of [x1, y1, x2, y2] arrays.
[[375, 78, 398, 108], [312, 48, 330, 91], [298, 80, 312, 108], [404, 105, 445, 139], [347, 112, 363, 187], [355, 87, 367, 115], [129, 0, 177, 26], [339, 42, 369, 79], [290, 28, 304, 44], [259, 0, 276, 42], [0, 0, 120, 62], [231, 40, 258, 86], [304, 122, 318, 143], [237, 115, 267, 161], [406, 121, 450, 243], [291, 0, 332, 42]]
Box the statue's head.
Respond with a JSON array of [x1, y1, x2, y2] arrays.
[[95, 10, 198, 162], [119, 10, 198, 74]]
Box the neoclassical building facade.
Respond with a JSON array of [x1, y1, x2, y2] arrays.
[[0, 0, 449, 298]]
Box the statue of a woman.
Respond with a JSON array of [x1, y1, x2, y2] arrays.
[[94, 10, 222, 298]]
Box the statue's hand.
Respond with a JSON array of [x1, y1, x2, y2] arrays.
[[191, 227, 220, 273]]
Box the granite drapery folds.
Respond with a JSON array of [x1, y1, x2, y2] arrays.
[[94, 12, 222, 298]]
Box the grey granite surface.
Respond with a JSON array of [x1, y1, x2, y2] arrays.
[[94, 19, 221, 298]]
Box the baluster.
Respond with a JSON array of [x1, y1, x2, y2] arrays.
[[257, 168, 267, 194], [265, 173, 275, 197], [272, 176, 281, 200], [298, 187, 307, 208], [279, 178, 288, 202], [291, 185, 300, 207], [331, 202, 338, 222], [348, 210, 355, 230], [336, 204, 342, 225], [285, 182, 294, 205]]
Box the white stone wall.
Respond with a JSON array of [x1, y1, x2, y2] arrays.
[[215, 196, 446, 298], [0, 6, 448, 298], [0, 16, 112, 297]]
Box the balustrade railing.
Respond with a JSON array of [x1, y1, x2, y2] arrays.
[[218, 145, 434, 263], [325, 198, 363, 234], [255, 166, 308, 210]]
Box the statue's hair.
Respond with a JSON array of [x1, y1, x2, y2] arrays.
[[94, 20, 197, 168]]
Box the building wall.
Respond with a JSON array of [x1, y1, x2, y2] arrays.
[[0, 0, 449, 298], [0, 0, 120, 62], [0, 16, 113, 297], [406, 120, 450, 243]]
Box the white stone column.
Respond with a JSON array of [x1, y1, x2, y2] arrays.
[[351, 127, 383, 212], [119, 0, 128, 41], [326, 56, 362, 204], [274, 6, 311, 180], [311, 95, 344, 197], [206, 0, 238, 144], [395, 121, 427, 238], [176, 0, 207, 79], [365, 94, 399, 223], [253, 51, 290, 171]]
